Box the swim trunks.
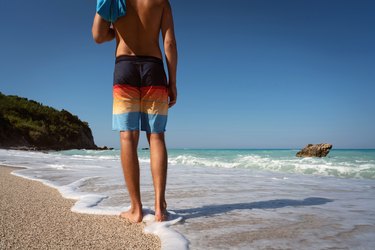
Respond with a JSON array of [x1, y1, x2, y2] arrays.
[[112, 55, 168, 133]]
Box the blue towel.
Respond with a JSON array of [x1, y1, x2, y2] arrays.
[[96, 0, 126, 23]]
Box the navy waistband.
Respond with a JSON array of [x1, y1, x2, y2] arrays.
[[115, 55, 163, 64]]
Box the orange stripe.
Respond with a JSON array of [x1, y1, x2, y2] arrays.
[[113, 99, 140, 114], [113, 85, 140, 100], [113, 84, 168, 115], [141, 101, 168, 115], [141, 87, 168, 100]]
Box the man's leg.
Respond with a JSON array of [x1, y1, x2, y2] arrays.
[[119, 130, 143, 223], [147, 133, 168, 222]]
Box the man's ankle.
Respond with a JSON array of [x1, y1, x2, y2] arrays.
[[130, 203, 143, 211]]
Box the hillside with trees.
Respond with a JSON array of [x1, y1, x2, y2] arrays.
[[0, 92, 97, 150]]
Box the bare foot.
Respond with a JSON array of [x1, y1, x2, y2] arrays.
[[155, 201, 168, 222], [155, 210, 168, 222], [120, 208, 143, 223]]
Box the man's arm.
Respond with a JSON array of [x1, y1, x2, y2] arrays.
[[92, 13, 115, 44], [161, 1, 178, 108]]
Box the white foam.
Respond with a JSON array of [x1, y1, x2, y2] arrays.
[[11, 170, 58, 188], [70, 195, 122, 215], [167, 153, 375, 179], [169, 155, 240, 168], [143, 211, 188, 250], [47, 164, 66, 170], [11, 171, 119, 215], [57, 176, 102, 199]]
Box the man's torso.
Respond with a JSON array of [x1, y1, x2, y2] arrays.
[[113, 0, 165, 59]]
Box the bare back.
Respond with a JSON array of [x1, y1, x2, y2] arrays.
[[113, 0, 165, 59]]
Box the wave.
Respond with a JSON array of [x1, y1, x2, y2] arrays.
[[167, 154, 375, 179], [53, 149, 375, 179]]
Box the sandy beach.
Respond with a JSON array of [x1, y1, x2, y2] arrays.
[[0, 165, 160, 250]]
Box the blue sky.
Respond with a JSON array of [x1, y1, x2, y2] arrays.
[[1, 0, 374, 149]]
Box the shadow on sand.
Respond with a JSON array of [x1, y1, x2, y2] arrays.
[[173, 197, 333, 220]]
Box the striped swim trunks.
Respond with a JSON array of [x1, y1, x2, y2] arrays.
[[112, 55, 168, 133]]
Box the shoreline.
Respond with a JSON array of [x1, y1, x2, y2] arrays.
[[0, 165, 160, 249], [2, 148, 374, 249]]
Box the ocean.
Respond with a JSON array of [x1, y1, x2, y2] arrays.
[[1, 148, 375, 249]]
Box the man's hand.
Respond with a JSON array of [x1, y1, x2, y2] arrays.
[[168, 84, 177, 108]]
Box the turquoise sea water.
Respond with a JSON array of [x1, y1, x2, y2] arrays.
[[57, 148, 375, 179], [1, 148, 375, 249]]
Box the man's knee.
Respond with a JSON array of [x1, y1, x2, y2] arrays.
[[148, 132, 165, 143], [120, 130, 139, 142]]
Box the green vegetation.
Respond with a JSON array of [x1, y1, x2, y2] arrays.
[[0, 92, 97, 150]]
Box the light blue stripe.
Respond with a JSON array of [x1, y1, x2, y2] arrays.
[[112, 112, 140, 131], [141, 113, 168, 133]]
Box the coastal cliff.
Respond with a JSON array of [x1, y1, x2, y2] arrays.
[[0, 92, 97, 150]]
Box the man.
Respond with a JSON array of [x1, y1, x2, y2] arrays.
[[92, 0, 177, 223]]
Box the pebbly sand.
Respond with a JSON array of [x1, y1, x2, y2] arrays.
[[0, 165, 160, 250]]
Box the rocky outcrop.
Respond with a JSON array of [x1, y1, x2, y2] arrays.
[[296, 143, 332, 157], [0, 92, 98, 150], [96, 146, 114, 150]]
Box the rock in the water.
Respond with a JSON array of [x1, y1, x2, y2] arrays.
[[96, 146, 114, 150], [296, 143, 332, 157]]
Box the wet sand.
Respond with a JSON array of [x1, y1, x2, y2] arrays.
[[0, 165, 160, 250]]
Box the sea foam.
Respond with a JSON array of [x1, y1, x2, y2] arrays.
[[2, 149, 375, 249]]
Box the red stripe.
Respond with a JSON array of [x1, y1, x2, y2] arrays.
[[113, 84, 139, 91], [114, 85, 167, 91]]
